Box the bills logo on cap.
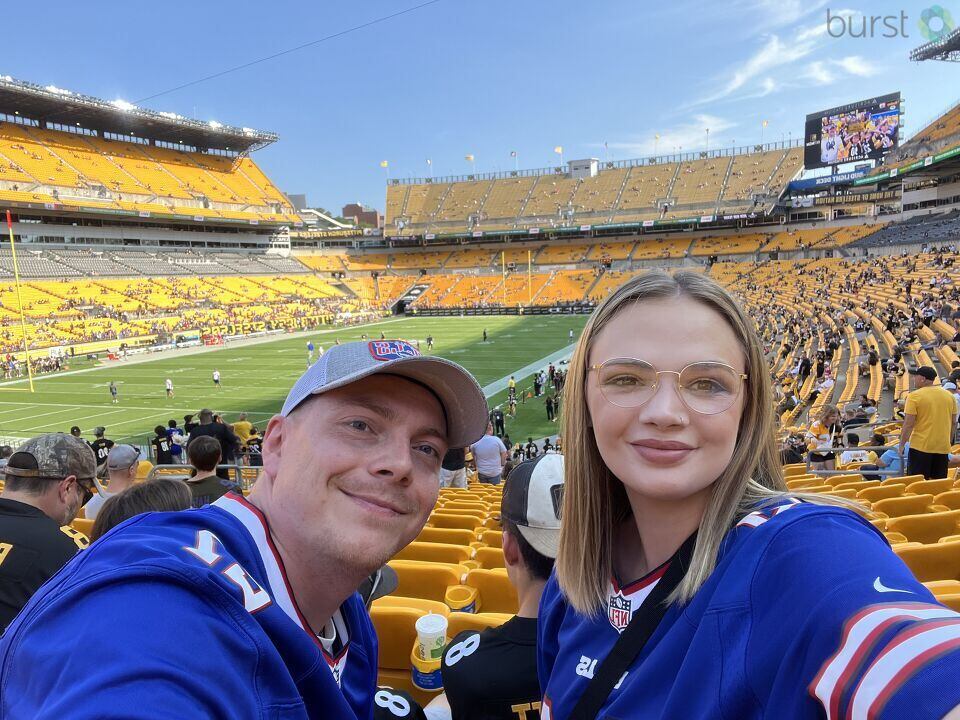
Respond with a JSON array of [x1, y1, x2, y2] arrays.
[[368, 340, 420, 361], [608, 593, 632, 632]]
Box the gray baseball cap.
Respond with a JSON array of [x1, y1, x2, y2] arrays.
[[281, 340, 488, 447], [5, 433, 97, 482], [107, 444, 141, 470]]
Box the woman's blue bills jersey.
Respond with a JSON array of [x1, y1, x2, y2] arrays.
[[0, 493, 378, 719], [538, 501, 960, 720]]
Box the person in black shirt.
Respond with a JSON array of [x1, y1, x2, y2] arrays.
[[151, 426, 173, 465], [183, 414, 199, 436], [440, 448, 466, 489], [524, 438, 537, 459], [545, 395, 556, 422], [0, 433, 95, 630], [245, 428, 263, 468], [89, 427, 114, 474], [491, 407, 505, 436], [187, 409, 239, 479], [185, 436, 240, 508], [437, 454, 563, 720]]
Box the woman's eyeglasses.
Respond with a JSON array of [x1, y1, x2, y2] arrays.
[[590, 359, 748, 415]]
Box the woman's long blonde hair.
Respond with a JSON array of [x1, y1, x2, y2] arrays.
[[556, 270, 840, 614]]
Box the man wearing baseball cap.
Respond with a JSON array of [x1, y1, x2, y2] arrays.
[[0, 433, 95, 630], [438, 453, 564, 720], [84, 445, 141, 521], [0, 340, 488, 719], [901, 366, 958, 479]]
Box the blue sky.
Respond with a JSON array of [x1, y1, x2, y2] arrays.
[[2, 0, 958, 213]]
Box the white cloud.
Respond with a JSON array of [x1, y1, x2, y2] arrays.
[[802, 56, 880, 86], [602, 114, 738, 157], [834, 55, 878, 77], [693, 9, 866, 104]]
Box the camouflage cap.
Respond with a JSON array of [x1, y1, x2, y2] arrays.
[[5, 433, 97, 482]]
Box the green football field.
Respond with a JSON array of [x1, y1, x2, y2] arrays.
[[0, 315, 588, 452]]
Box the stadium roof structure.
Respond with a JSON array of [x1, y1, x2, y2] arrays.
[[910, 26, 960, 62], [0, 75, 278, 153]]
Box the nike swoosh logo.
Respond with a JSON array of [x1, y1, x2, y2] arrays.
[[874, 577, 913, 594]]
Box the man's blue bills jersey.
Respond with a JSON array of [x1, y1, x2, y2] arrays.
[[538, 501, 960, 720], [0, 493, 378, 719]]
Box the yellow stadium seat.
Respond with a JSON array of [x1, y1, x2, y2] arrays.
[[786, 478, 824, 490], [446, 612, 512, 637], [833, 481, 877, 492], [858, 484, 906, 503], [388, 560, 464, 603], [895, 540, 960, 582], [393, 542, 474, 565], [882, 474, 925, 487], [478, 530, 503, 548], [71, 517, 94, 538], [886, 511, 960, 545], [428, 514, 484, 531], [440, 501, 491, 513], [826, 474, 864, 487], [934, 491, 960, 511], [464, 569, 519, 614], [371, 596, 450, 617], [369, 605, 422, 669], [905, 478, 956, 496], [474, 547, 506, 570], [872, 494, 936, 518], [416, 527, 476, 545], [135, 460, 154, 481]]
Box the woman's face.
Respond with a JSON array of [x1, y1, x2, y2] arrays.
[[586, 296, 747, 504]]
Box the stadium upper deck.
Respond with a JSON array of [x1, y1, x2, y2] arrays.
[[0, 76, 299, 227], [384, 143, 804, 236]]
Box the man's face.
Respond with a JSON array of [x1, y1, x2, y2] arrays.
[[261, 374, 448, 575]]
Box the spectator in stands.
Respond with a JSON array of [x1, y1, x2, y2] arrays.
[[89, 479, 192, 542], [859, 394, 877, 418], [859, 432, 890, 481], [840, 406, 868, 429], [525, 437, 539, 459], [245, 428, 263, 468], [0, 340, 486, 717], [89, 426, 114, 474], [950, 361, 960, 384], [900, 367, 957, 479], [540, 271, 960, 718], [806, 405, 841, 471], [184, 436, 238, 508], [166, 420, 185, 463], [0, 433, 94, 630], [839, 433, 875, 465], [779, 434, 806, 465], [69, 426, 82, 441], [0, 446, 12, 470], [231, 413, 253, 444], [470, 423, 508, 485], [439, 448, 467, 489], [151, 426, 174, 465], [85, 445, 140, 521], [187, 408, 239, 478], [183, 414, 198, 435], [437, 455, 563, 720]]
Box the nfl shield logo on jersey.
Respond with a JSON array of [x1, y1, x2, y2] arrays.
[[608, 593, 632, 632], [368, 340, 420, 361]]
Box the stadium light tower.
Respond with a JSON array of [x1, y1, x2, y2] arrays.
[[705, 128, 710, 152]]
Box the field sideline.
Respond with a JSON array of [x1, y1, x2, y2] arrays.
[[0, 315, 588, 450]]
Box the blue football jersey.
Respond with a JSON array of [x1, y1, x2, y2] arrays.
[[0, 493, 378, 719], [538, 501, 960, 720]]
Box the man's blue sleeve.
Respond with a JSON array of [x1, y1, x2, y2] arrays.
[[1, 569, 277, 719]]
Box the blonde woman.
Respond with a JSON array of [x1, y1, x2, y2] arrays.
[[538, 271, 960, 720], [805, 403, 841, 472]]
